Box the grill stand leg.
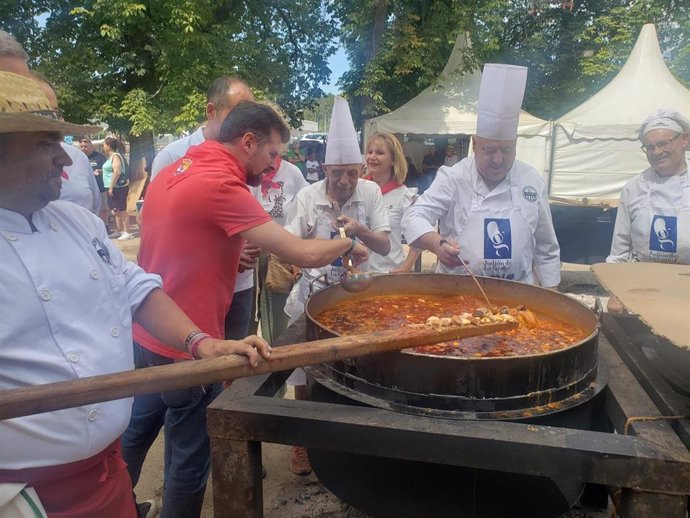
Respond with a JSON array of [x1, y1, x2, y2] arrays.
[[619, 489, 687, 518], [211, 437, 263, 518]]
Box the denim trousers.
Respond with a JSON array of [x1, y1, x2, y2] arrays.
[[121, 343, 222, 518], [224, 286, 255, 340]]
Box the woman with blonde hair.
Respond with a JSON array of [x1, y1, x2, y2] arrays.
[[364, 132, 421, 272]]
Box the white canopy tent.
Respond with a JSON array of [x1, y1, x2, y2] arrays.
[[364, 33, 552, 179], [550, 24, 690, 205]]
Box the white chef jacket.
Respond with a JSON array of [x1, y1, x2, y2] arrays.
[[607, 160, 690, 264], [283, 179, 390, 323], [402, 157, 561, 287], [368, 185, 417, 273], [150, 127, 254, 291], [59, 143, 101, 215], [0, 201, 162, 469], [250, 160, 309, 226]]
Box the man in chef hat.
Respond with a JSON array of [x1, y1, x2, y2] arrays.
[[283, 96, 391, 475], [402, 64, 561, 288]]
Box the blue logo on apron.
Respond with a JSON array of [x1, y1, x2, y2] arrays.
[[484, 219, 512, 259], [649, 215, 677, 253]]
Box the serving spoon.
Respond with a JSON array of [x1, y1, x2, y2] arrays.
[[337, 225, 375, 293]]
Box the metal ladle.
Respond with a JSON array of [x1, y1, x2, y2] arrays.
[[337, 225, 375, 293]]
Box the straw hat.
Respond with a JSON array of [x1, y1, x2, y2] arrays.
[[0, 71, 100, 134]]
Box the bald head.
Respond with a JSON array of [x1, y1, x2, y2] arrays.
[[205, 76, 255, 141], [0, 30, 30, 76]]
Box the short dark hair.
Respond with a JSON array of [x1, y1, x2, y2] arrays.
[[207, 76, 249, 111], [104, 136, 122, 153], [218, 101, 290, 145], [78, 135, 92, 143]]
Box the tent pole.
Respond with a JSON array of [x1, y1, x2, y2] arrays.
[[547, 121, 557, 197]]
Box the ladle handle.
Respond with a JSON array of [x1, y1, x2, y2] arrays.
[[309, 272, 330, 295]]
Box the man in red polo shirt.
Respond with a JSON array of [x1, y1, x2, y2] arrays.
[[122, 101, 368, 518]]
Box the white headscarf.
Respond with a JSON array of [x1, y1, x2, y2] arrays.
[[639, 109, 689, 139]]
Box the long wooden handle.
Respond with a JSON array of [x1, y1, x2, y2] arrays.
[[0, 322, 516, 421]]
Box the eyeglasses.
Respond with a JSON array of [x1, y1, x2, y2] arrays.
[[641, 133, 681, 153]]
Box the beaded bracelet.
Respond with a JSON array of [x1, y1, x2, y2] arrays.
[[184, 329, 211, 359]]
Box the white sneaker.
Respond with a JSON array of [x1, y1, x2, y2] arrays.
[[117, 231, 134, 241]]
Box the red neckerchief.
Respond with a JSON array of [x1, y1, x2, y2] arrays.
[[261, 157, 282, 198], [363, 174, 402, 195]]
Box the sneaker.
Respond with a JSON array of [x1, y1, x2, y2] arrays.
[[117, 231, 134, 241], [108, 231, 121, 239], [136, 498, 160, 518], [289, 446, 312, 476]]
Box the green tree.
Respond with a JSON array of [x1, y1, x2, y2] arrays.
[[303, 93, 335, 131], [2, 0, 338, 165], [332, 0, 689, 123]]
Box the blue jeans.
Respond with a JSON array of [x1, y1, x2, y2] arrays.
[[224, 286, 255, 340], [121, 343, 222, 518]]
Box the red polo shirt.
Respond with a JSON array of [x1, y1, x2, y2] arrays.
[[134, 140, 271, 359]]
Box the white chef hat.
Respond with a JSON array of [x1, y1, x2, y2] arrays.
[[324, 96, 362, 165], [639, 108, 689, 140], [476, 64, 528, 141]]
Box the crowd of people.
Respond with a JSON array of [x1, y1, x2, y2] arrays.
[[0, 27, 688, 518]]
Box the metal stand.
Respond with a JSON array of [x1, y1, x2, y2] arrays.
[[208, 317, 690, 518]]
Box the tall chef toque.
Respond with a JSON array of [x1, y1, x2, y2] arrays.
[[324, 96, 362, 165], [0, 71, 100, 134], [476, 64, 528, 141]]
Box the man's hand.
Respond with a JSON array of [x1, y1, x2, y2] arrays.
[[238, 242, 261, 272], [196, 335, 271, 367], [435, 238, 463, 268], [607, 295, 626, 314], [335, 216, 362, 237], [349, 242, 369, 267]]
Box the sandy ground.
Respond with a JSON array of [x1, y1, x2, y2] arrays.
[[114, 235, 609, 518]]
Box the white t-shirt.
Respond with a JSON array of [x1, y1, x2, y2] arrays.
[[368, 185, 417, 272], [0, 201, 162, 468], [60, 143, 101, 215], [150, 127, 205, 180], [305, 160, 320, 182], [250, 160, 309, 226]]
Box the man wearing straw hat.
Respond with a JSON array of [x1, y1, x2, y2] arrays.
[[0, 71, 271, 518], [403, 64, 561, 289]]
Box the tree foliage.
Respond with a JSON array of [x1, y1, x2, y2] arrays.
[[332, 0, 690, 122], [2, 0, 337, 138]]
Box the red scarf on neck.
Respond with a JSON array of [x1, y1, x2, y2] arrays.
[[261, 157, 283, 198], [363, 174, 402, 195]]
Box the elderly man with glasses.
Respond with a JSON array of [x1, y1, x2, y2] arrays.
[[606, 109, 690, 312]]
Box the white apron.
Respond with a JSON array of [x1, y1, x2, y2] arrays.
[[630, 172, 690, 264], [439, 182, 535, 283]]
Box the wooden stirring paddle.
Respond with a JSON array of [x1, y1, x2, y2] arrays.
[[0, 321, 516, 421]]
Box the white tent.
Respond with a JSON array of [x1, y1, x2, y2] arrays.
[[364, 33, 552, 179], [550, 24, 690, 204]]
